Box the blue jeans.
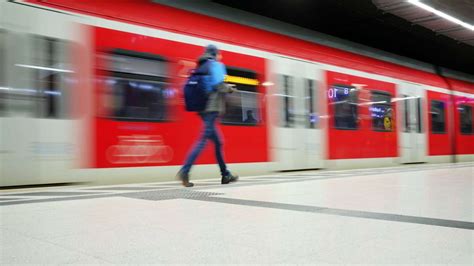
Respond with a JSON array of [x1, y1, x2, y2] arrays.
[[181, 112, 229, 176]]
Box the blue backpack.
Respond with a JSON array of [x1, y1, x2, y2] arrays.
[[183, 61, 211, 112]]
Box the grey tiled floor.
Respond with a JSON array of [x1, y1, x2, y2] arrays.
[[0, 162, 473, 264]]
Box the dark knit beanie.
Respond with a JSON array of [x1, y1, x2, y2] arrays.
[[205, 44, 219, 58]]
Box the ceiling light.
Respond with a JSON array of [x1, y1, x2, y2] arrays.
[[407, 0, 474, 31]]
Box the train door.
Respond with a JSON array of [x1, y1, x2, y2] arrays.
[[0, 32, 76, 186], [273, 57, 323, 170], [398, 83, 426, 163]]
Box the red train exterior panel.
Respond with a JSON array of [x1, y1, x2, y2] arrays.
[[93, 27, 268, 168], [25, 0, 474, 163], [426, 90, 453, 156], [454, 96, 474, 155], [326, 71, 398, 159]]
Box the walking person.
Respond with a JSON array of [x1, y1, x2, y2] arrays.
[[177, 44, 238, 187]]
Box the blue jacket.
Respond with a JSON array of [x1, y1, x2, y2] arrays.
[[200, 59, 226, 93], [209, 60, 226, 89], [197, 54, 233, 114]]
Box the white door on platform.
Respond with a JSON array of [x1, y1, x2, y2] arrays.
[[1, 33, 76, 186], [398, 83, 426, 163], [273, 57, 323, 170]]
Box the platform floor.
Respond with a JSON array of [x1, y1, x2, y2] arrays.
[[1, 163, 473, 264]]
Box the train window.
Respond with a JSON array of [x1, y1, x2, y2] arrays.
[[416, 97, 422, 133], [280, 75, 294, 127], [371, 91, 393, 131], [3, 35, 72, 118], [221, 67, 260, 126], [102, 50, 169, 122], [305, 79, 318, 128], [430, 100, 446, 134], [276, 75, 294, 128], [330, 84, 358, 130], [108, 79, 168, 121], [403, 95, 410, 132], [459, 105, 473, 134], [33, 37, 72, 118], [402, 95, 422, 133]]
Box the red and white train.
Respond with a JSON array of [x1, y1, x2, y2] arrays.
[[0, 0, 472, 186]]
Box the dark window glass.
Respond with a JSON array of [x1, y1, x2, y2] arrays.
[[459, 105, 473, 134], [306, 79, 317, 128], [403, 95, 410, 132], [402, 95, 422, 133], [220, 67, 260, 126], [108, 78, 168, 121], [330, 84, 358, 130], [279, 75, 294, 128], [34, 37, 71, 118], [431, 100, 446, 134], [371, 91, 393, 131], [44, 39, 58, 118], [416, 97, 422, 133], [104, 50, 169, 122]]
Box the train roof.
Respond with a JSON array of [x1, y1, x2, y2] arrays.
[[154, 0, 474, 84], [17, 0, 474, 88]]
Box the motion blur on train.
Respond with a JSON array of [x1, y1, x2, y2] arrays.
[[0, 0, 473, 187]]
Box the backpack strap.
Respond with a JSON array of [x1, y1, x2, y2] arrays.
[[195, 59, 212, 75]]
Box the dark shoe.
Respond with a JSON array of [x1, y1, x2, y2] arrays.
[[177, 170, 194, 187], [221, 172, 238, 184]]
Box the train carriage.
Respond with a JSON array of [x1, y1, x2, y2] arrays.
[[0, 0, 472, 186]]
